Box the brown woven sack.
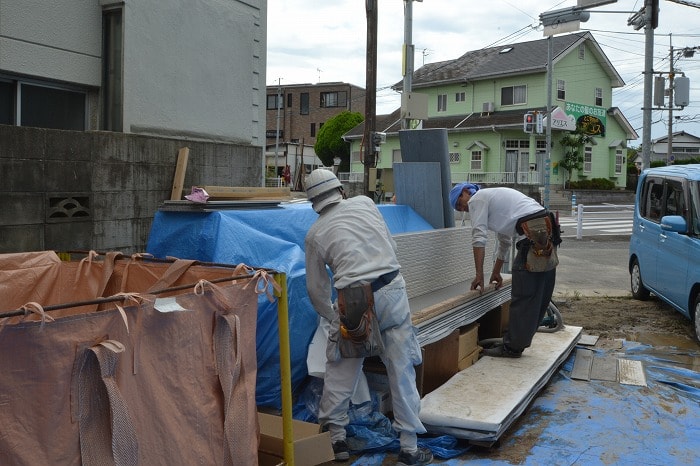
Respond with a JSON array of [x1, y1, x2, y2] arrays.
[[0, 252, 263, 465]]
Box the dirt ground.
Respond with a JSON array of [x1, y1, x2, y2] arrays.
[[364, 296, 700, 465], [554, 295, 698, 348]]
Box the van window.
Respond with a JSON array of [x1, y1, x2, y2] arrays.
[[690, 180, 700, 236], [640, 177, 686, 222], [663, 180, 685, 217], [641, 178, 664, 221]]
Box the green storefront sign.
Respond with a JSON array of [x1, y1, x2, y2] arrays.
[[564, 102, 606, 137]]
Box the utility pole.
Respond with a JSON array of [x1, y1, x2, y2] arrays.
[[274, 78, 282, 184], [363, 0, 378, 197], [545, 36, 553, 210], [641, 0, 655, 170], [402, 0, 416, 130], [667, 37, 675, 165]]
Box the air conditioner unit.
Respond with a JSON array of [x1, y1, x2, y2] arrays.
[[482, 102, 495, 113]]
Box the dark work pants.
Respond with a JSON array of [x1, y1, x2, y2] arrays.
[[504, 247, 557, 352]]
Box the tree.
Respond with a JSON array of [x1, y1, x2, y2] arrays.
[[559, 130, 593, 186], [314, 111, 364, 172]]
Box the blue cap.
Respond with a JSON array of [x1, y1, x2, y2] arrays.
[[449, 183, 480, 209]]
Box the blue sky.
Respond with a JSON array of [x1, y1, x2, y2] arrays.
[[267, 0, 700, 143]]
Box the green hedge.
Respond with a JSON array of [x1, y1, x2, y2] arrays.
[[566, 178, 616, 190]]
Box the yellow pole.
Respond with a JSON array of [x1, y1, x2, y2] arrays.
[[274, 273, 294, 465]]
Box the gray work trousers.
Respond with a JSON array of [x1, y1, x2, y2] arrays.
[[504, 245, 557, 351]]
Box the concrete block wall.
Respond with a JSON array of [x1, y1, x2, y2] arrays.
[[0, 125, 262, 254]]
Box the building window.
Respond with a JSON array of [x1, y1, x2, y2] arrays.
[[310, 122, 316, 137], [505, 140, 530, 149], [449, 152, 461, 163], [10, 82, 86, 131], [287, 93, 292, 107], [584, 146, 592, 173], [501, 85, 526, 106], [470, 151, 482, 170], [536, 140, 547, 149], [557, 80, 566, 100], [267, 94, 281, 110], [455, 92, 465, 102], [392, 149, 402, 163], [102, 7, 123, 131], [0, 79, 14, 124], [437, 94, 447, 112], [595, 87, 603, 107], [300, 93, 309, 115], [320, 91, 347, 108], [578, 43, 585, 60], [615, 149, 624, 174], [351, 151, 361, 163]]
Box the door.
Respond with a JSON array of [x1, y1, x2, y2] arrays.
[[635, 177, 664, 290], [658, 179, 690, 307], [505, 150, 518, 184], [517, 151, 530, 184]]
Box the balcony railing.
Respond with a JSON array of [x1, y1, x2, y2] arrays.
[[341, 171, 542, 186]]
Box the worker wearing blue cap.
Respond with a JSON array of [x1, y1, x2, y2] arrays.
[[449, 183, 561, 358]]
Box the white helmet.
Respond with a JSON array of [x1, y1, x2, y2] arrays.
[[305, 169, 343, 212]]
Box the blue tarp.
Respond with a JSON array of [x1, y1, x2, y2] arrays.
[[343, 341, 700, 464], [146, 202, 433, 408]]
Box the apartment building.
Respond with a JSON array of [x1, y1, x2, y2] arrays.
[[266, 82, 365, 147]]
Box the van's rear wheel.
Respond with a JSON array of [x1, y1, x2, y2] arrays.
[[630, 258, 650, 300], [693, 292, 700, 343]]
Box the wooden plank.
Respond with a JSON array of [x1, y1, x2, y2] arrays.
[[201, 185, 291, 200], [170, 147, 190, 200], [570, 348, 594, 381]]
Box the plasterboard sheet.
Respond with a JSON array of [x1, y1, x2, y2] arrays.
[[410, 281, 512, 346], [420, 325, 582, 441], [618, 359, 647, 386], [394, 227, 499, 300], [571, 348, 594, 381], [578, 334, 600, 346], [393, 162, 445, 229], [590, 356, 618, 382]]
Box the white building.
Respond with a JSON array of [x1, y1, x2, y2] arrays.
[[0, 0, 266, 146]]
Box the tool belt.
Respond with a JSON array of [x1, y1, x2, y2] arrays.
[[517, 211, 561, 272], [336, 284, 384, 358]]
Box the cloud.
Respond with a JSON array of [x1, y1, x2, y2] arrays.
[[268, 0, 700, 141]]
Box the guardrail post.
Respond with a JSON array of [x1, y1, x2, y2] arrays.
[[576, 204, 584, 240]]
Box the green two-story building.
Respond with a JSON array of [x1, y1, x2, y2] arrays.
[[344, 32, 638, 196]]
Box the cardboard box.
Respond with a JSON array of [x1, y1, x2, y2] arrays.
[[417, 328, 460, 396], [477, 302, 510, 341], [364, 371, 393, 415], [371, 388, 393, 415], [257, 412, 334, 466], [458, 346, 482, 371], [458, 323, 480, 360]]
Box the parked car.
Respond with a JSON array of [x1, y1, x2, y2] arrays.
[[629, 164, 700, 342]]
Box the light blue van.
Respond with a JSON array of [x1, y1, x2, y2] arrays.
[[629, 164, 700, 342]]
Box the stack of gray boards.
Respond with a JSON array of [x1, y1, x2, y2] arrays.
[[419, 325, 582, 444]]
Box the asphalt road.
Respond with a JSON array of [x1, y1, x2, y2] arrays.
[[553, 236, 631, 298]]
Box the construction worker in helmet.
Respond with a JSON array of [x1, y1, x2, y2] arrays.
[[304, 169, 432, 466], [449, 183, 561, 358]]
